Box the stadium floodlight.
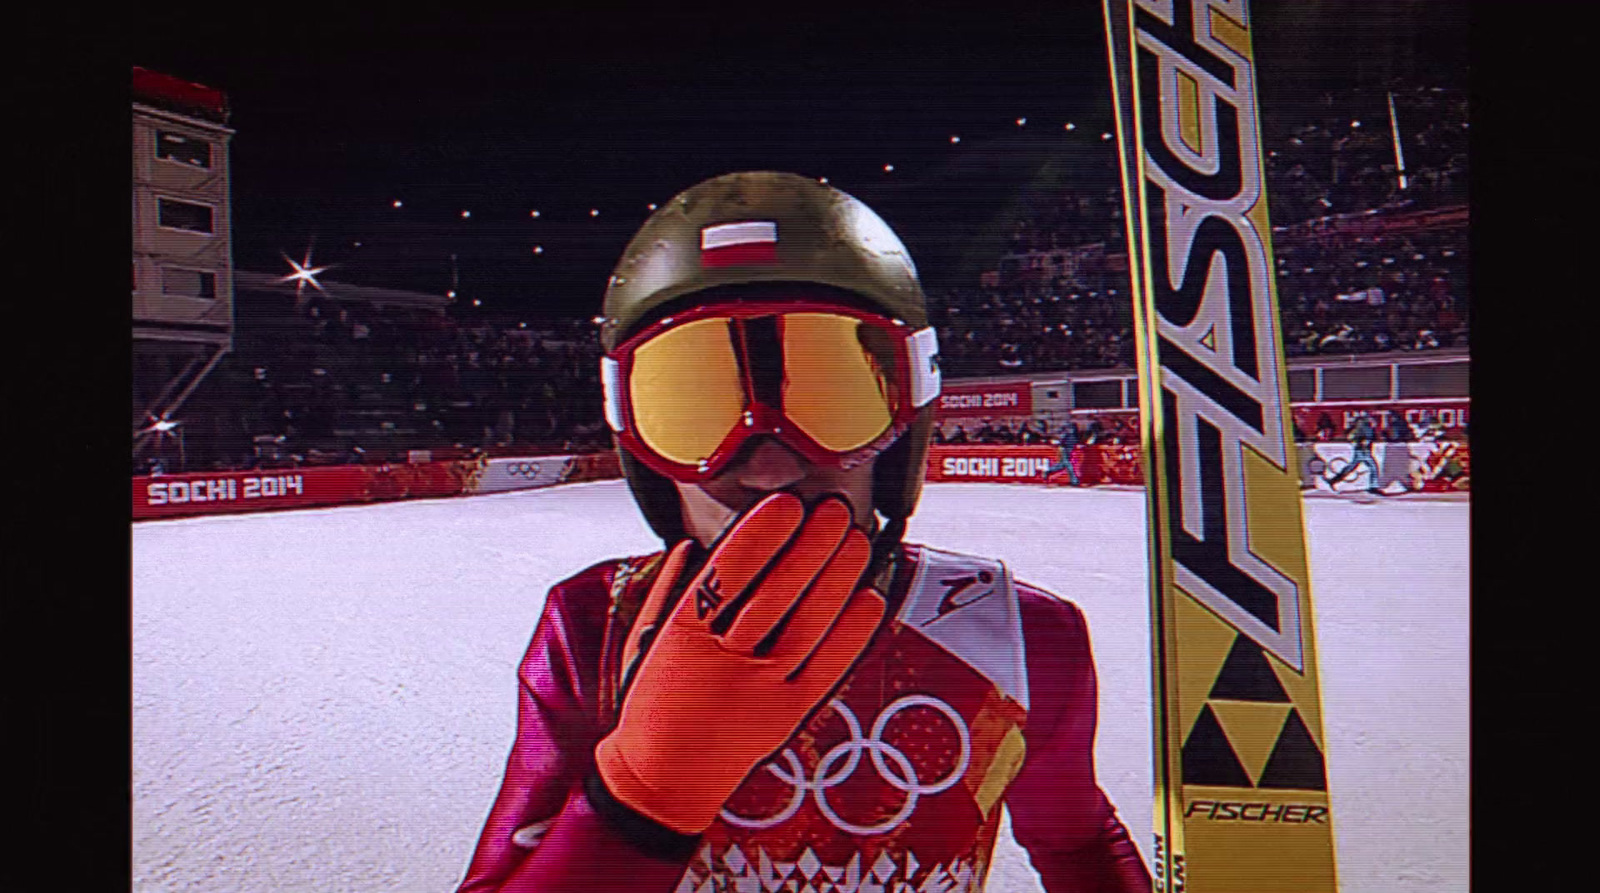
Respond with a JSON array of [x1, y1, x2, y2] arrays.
[[533, 246, 544, 254], [1065, 122, 1076, 131], [391, 199, 403, 208], [278, 248, 329, 298], [530, 209, 541, 218], [883, 164, 894, 172], [591, 315, 606, 325], [647, 203, 657, 211], [447, 289, 457, 299], [590, 209, 599, 217], [1016, 117, 1026, 126], [461, 210, 472, 219], [950, 135, 960, 144]]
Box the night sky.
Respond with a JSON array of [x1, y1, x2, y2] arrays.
[[133, 3, 1466, 324]]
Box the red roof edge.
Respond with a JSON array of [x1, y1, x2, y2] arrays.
[[132, 67, 229, 123]]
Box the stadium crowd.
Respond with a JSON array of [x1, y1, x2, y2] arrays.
[[1277, 217, 1467, 356], [138, 299, 611, 474], [1265, 83, 1467, 223], [136, 79, 1467, 475], [928, 81, 1469, 376], [933, 416, 1136, 447]]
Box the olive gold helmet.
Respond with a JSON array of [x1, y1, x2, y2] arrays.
[[598, 171, 940, 548]]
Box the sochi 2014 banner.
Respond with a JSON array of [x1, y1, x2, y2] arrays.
[[133, 460, 483, 521], [929, 444, 1148, 487], [935, 381, 1034, 419], [927, 445, 1060, 482]]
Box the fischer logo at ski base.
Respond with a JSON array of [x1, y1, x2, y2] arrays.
[[1184, 800, 1328, 824]]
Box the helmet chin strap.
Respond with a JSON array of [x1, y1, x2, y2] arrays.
[[867, 513, 907, 596]]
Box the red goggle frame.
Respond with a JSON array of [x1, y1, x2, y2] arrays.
[[601, 300, 941, 482]]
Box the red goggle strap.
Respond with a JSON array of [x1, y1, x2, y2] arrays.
[[906, 325, 941, 409], [601, 354, 624, 434]]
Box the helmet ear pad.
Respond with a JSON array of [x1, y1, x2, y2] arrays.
[[617, 445, 688, 544], [872, 407, 934, 527]]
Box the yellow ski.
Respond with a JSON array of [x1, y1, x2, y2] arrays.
[[1103, 2, 1340, 889]]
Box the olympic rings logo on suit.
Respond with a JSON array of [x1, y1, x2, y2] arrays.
[[719, 694, 971, 836], [503, 461, 543, 478]]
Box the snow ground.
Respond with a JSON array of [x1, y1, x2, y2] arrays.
[[132, 482, 1468, 892]]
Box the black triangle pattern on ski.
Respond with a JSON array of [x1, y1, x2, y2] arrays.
[[1208, 634, 1291, 703], [1181, 704, 1253, 788], [1256, 709, 1329, 791]]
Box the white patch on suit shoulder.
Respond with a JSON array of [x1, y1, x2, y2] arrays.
[[896, 546, 1029, 711]]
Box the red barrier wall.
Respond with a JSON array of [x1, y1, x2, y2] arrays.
[[1061, 399, 1469, 440], [134, 397, 1469, 520], [564, 452, 622, 483]]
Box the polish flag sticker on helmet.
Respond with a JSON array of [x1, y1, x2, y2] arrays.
[[701, 221, 778, 268]]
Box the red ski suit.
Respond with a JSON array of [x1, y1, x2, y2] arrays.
[[458, 542, 1150, 893]]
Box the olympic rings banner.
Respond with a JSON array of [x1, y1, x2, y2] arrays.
[[476, 456, 575, 494]]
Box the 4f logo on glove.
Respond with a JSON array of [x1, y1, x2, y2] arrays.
[[695, 570, 726, 620], [598, 492, 888, 835]]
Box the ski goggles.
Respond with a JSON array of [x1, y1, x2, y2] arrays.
[[602, 300, 941, 481]]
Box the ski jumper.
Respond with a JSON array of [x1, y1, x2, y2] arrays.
[[458, 543, 1150, 893], [1328, 418, 1379, 489]]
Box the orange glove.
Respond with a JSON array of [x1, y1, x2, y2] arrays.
[[595, 492, 887, 835]]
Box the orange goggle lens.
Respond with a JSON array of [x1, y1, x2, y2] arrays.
[[780, 313, 897, 452], [628, 317, 747, 467], [622, 312, 903, 468]]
